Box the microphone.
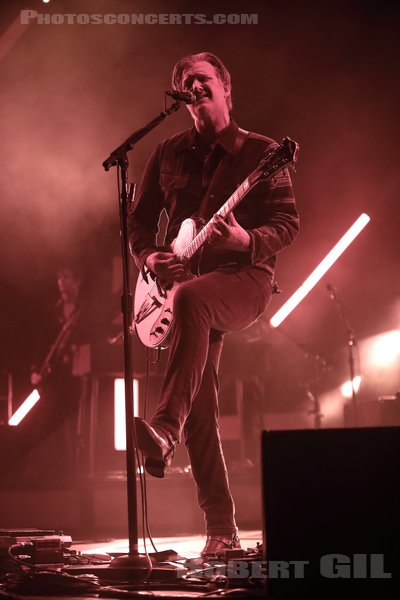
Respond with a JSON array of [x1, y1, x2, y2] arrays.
[[326, 284, 337, 301], [165, 89, 196, 104]]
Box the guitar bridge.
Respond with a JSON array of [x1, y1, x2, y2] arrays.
[[135, 294, 163, 324]]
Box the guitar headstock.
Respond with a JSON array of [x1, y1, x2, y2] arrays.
[[256, 137, 299, 181]]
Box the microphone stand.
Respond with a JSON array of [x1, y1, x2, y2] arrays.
[[101, 99, 182, 572], [268, 323, 330, 429], [327, 285, 358, 426], [298, 342, 328, 430], [289, 340, 329, 429]]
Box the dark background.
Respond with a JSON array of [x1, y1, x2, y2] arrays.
[[1, 0, 399, 424]]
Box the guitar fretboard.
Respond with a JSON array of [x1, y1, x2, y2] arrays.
[[179, 177, 252, 261], [176, 136, 298, 263]]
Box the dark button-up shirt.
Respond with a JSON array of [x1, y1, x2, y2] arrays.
[[129, 120, 299, 280]]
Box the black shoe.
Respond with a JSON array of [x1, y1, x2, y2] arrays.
[[201, 533, 241, 560], [133, 417, 176, 478]]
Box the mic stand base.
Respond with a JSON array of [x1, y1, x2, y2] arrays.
[[109, 553, 152, 570], [64, 560, 186, 582], [108, 553, 187, 580]]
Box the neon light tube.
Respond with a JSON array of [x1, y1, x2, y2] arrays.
[[270, 213, 370, 327], [8, 389, 40, 426], [114, 378, 139, 451]]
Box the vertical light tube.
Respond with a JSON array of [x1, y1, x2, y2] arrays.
[[114, 378, 139, 451]]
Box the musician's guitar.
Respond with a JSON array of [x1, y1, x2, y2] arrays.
[[133, 137, 299, 349], [37, 309, 81, 383]]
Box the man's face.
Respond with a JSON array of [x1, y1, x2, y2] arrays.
[[57, 269, 81, 298], [180, 61, 230, 120]]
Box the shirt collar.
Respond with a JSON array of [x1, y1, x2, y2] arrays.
[[175, 120, 239, 154]]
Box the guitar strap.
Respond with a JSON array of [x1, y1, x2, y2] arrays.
[[198, 126, 250, 222]]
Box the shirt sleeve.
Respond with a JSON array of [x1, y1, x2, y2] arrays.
[[246, 166, 299, 264], [128, 142, 165, 271]]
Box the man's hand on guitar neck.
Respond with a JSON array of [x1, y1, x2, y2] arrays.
[[145, 251, 185, 284], [208, 213, 251, 252]]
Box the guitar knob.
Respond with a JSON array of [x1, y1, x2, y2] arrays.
[[155, 326, 164, 334], [161, 318, 170, 325], [165, 308, 172, 314]]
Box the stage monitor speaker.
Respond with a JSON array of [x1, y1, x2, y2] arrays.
[[261, 426, 400, 596]]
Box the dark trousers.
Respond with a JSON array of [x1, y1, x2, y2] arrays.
[[151, 266, 272, 534]]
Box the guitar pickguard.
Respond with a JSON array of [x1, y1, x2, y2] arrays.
[[133, 218, 197, 348]]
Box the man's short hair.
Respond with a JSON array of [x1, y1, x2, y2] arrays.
[[56, 263, 84, 283], [172, 52, 232, 111]]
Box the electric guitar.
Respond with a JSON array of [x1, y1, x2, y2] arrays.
[[133, 137, 299, 349], [37, 309, 81, 382]]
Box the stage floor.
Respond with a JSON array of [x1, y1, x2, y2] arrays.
[[71, 528, 262, 559]]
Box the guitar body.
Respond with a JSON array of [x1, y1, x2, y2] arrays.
[[133, 218, 197, 349]]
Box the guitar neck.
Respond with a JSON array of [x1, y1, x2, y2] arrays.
[[179, 174, 256, 261], [177, 136, 298, 262], [39, 311, 80, 378]]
